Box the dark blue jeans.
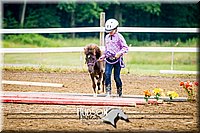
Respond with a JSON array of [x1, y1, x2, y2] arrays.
[[105, 60, 122, 92]]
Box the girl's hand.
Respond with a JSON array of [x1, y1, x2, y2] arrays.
[[115, 53, 121, 59], [98, 56, 104, 62]]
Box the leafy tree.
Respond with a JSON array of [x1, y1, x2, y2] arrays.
[[160, 4, 199, 27], [2, 2, 199, 41], [24, 5, 61, 28], [57, 2, 76, 27], [57, 2, 103, 38], [23, 4, 61, 38], [75, 3, 103, 25], [118, 3, 161, 41], [57, 2, 76, 38], [3, 10, 19, 28], [134, 3, 161, 16], [158, 4, 199, 41]]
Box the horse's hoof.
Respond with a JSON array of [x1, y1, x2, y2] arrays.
[[93, 93, 97, 97], [105, 92, 111, 97]]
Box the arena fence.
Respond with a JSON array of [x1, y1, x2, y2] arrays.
[[1, 12, 198, 74]]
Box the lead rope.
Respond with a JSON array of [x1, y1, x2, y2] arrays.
[[104, 56, 125, 68]]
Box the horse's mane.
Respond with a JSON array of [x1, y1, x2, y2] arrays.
[[84, 44, 101, 59]]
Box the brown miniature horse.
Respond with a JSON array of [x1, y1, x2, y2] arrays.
[[84, 44, 105, 94]]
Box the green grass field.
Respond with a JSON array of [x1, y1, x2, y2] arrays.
[[3, 52, 197, 75], [3, 34, 198, 48]]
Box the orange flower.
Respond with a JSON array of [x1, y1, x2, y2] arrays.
[[185, 82, 190, 89], [180, 80, 197, 101], [185, 81, 193, 89], [180, 81, 193, 90], [180, 81, 184, 86], [144, 90, 151, 97]]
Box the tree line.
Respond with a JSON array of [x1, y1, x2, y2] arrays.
[[3, 2, 199, 42]]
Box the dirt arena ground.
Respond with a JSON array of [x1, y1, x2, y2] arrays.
[[1, 70, 199, 132]]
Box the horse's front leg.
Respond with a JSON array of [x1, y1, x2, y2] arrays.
[[90, 74, 96, 93], [97, 72, 103, 94]]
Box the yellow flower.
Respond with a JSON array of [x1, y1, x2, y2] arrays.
[[167, 91, 179, 99], [153, 88, 163, 95]]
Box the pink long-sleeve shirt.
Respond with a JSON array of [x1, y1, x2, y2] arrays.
[[102, 32, 128, 58]]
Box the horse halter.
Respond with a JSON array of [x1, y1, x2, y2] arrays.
[[86, 54, 97, 66]]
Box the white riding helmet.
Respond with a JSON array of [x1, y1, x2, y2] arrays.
[[105, 19, 119, 33]]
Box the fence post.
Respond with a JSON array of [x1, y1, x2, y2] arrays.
[[171, 51, 174, 70], [171, 42, 179, 70], [99, 12, 105, 47]]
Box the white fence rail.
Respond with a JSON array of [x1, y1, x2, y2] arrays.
[[0, 47, 197, 53], [1, 27, 198, 34]]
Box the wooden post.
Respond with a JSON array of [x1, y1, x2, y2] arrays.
[[99, 12, 105, 47]]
